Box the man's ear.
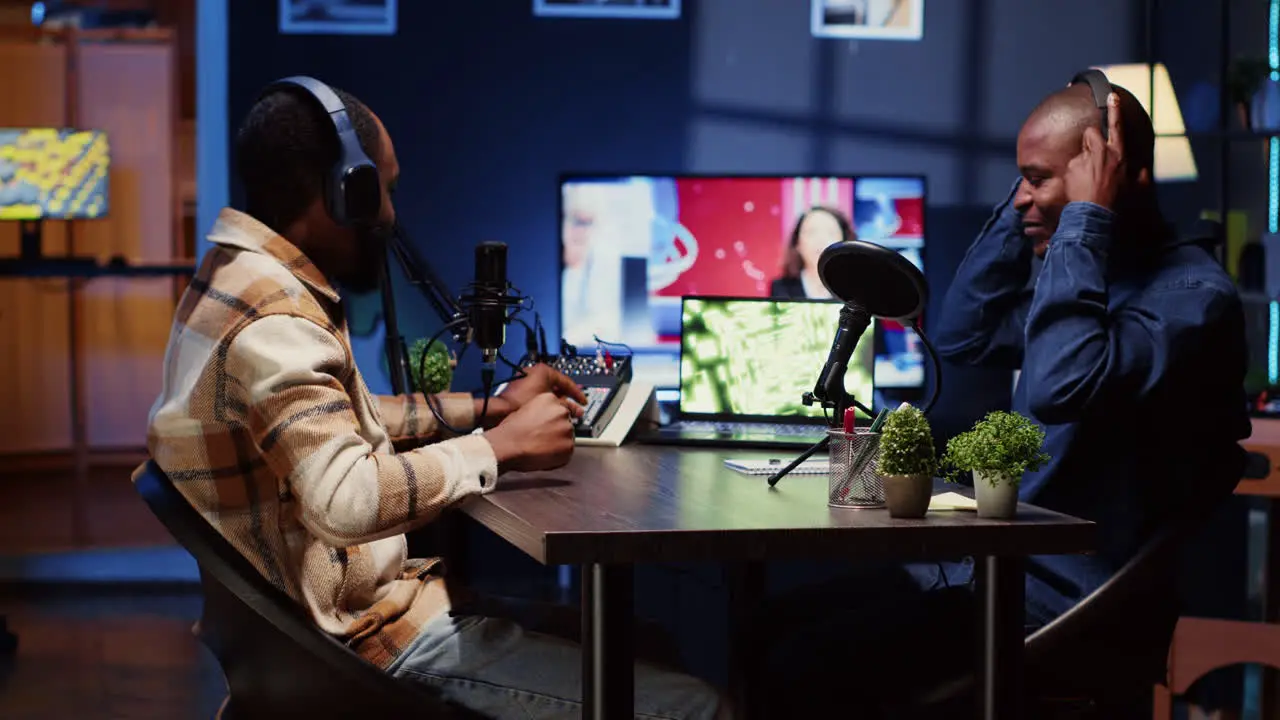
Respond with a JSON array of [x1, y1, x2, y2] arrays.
[[1134, 167, 1152, 188]]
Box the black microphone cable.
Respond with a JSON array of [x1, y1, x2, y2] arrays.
[[912, 317, 942, 416], [417, 317, 484, 437]]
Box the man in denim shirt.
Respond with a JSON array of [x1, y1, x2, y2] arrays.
[[767, 82, 1249, 717], [936, 83, 1249, 625]]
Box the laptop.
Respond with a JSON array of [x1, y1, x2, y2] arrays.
[[639, 296, 876, 449]]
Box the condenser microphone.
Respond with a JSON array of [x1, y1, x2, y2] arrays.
[[469, 241, 509, 368], [813, 303, 873, 405], [811, 240, 927, 405], [769, 240, 939, 488]]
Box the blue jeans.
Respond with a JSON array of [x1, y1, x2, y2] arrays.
[[386, 602, 727, 720]]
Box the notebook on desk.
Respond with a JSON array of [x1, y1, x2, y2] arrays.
[[637, 296, 875, 449], [724, 458, 829, 475]]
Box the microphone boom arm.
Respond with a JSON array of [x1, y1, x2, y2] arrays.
[[381, 225, 471, 396], [387, 227, 469, 341]]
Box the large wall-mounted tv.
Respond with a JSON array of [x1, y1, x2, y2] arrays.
[[559, 174, 926, 394]]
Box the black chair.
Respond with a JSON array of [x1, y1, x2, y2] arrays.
[[900, 452, 1258, 718], [133, 460, 485, 720]]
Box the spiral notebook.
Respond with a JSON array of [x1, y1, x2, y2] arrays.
[[724, 458, 829, 476]]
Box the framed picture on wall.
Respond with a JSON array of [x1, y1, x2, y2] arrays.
[[280, 0, 398, 36], [811, 0, 923, 41], [533, 0, 681, 20]]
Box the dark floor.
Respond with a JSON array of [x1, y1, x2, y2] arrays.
[[0, 584, 226, 720], [0, 580, 1261, 720]]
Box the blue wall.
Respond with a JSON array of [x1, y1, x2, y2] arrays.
[[224, 0, 1145, 405]]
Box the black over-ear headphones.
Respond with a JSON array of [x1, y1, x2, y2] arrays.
[[1069, 68, 1113, 140], [257, 75, 382, 226]]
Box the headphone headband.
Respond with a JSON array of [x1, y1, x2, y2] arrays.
[[257, 75, 381, 227], [261, 75, 348, 120], [1069, 68, 1113, 140]]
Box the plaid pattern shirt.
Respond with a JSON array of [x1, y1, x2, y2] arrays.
[[144, 208, 498, 668]]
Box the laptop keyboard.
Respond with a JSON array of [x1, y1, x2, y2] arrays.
[[675, 421, 827, 437]]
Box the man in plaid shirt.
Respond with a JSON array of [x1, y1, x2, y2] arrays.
[[146, 80, 728, 719]]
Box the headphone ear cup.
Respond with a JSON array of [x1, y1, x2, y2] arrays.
[[337, 162, 382, 226]]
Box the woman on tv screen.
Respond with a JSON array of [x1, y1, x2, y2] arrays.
[[770, 206, 855, 299]]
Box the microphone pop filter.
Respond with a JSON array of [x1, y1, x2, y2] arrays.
[[817, 240, 927, 321]]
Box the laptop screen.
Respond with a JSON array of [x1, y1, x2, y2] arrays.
[[678, 296, 875, 423]]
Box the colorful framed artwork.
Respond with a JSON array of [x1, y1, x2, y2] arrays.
[[811, 0, 923, 41]]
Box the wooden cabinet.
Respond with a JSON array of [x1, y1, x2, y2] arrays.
[[0, 29, 190, 553]]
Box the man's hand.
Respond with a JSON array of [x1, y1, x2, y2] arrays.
[[1063, 92, 1125, 211], [501, 363, 588, 410], [485, 392, 583, 473]]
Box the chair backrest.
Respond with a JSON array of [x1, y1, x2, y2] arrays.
[[1026, 451, 1261, 671], [133, 460, 480, 719], [910, 450, 1252, 714]]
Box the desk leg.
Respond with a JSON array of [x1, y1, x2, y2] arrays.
[[727, 562, 766, 720], [976, 555, 1024, 720], [1263, 498, 1280, 718], [581, 563, 634, 720]]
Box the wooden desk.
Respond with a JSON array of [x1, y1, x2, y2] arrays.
[[459, 445, 1095, 720]]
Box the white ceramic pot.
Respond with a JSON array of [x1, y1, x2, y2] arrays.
[[972, 470, 1018, 519]]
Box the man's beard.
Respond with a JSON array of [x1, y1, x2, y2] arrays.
[[340, 222, 394, 294]]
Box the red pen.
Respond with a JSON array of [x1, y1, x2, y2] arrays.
[[843, 407, 856, 433]]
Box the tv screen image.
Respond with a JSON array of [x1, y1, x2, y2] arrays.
[[559, 174, 925, 392], [0, 128, 110, 221]]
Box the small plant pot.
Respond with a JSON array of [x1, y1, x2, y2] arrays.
[[882, 474, 933, 518], [973, 470, 1018, 519]]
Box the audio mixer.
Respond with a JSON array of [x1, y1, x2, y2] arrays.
[[526, 352, 632, 438]]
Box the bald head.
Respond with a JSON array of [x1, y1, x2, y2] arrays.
[[1023, 82, 1155, 175], [1014, 80, 1159, 257]]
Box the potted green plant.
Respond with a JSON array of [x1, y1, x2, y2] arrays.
[[941, 411, 1050, 519], [407, 338, 455, 394], [875, 404, 937, 518]]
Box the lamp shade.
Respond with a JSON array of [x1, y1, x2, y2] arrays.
[[1094, 63, 1197, 182]]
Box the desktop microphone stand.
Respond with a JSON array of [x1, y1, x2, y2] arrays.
[[766, 315, 945, 488], [768, 302, 875, 488], [379, 250, 409, 396], [766, 390, 873, 488]]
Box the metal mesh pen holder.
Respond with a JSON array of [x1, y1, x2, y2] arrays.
[[828, 429, 886, 509]]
